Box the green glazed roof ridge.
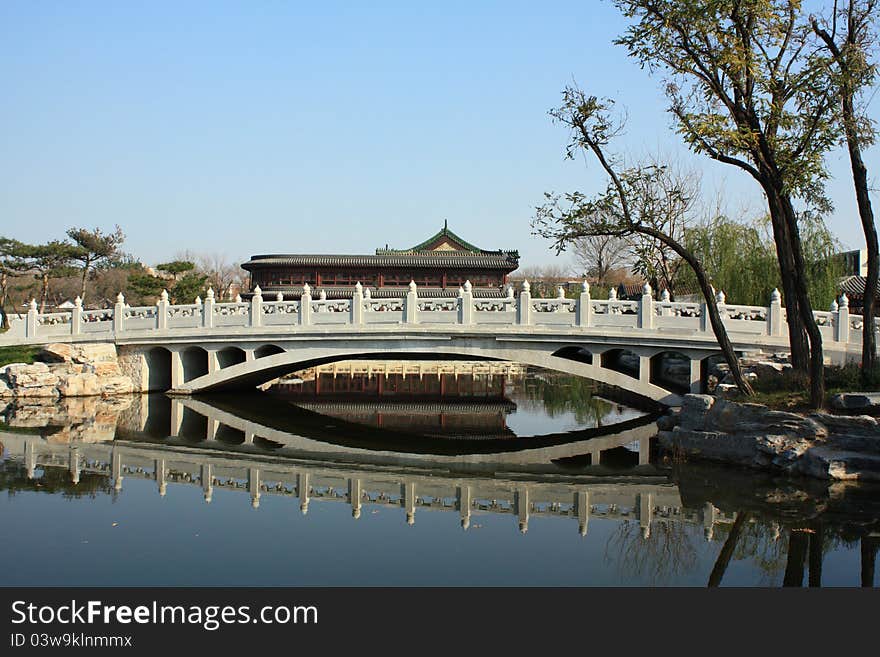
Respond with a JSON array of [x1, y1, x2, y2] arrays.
[[381, 223, 485, 254]]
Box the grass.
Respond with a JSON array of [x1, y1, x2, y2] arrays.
[[0, 345, 41, 367], [745, 363, 880, 411]]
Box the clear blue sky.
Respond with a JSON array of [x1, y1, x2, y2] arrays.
[[1, 1, 877, 271]]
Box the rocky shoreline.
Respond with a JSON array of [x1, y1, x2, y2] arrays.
[[0, 343, 134, 400], [657, 394, 880, 482]]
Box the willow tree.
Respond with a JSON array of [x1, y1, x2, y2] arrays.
[[612, 0, 842, 407], [812, 0, 879, 375], [533, 90, 753, 395]]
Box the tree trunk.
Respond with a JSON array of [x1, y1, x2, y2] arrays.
[[808, 523, 823, 588], [783, 529, 808, 587], [707, 511, 749, 587], [813, 14, 879, 376], [79, 265, 88, 304], [0, 272, 8, 330], [763, 184, 810, 373], [40, 273, 49, 314], [861, 536, 877, 587]]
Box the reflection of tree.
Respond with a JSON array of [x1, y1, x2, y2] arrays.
[[604, 520, 699, 585], [707, 512, 749, 587], [518, 373, 614, 426]]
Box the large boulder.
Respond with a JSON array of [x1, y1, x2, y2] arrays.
[[57, 372, 101, 398], [4, 363, 59, 397], [100, 376, 134, 396]]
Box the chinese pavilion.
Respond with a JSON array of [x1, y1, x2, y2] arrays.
[[241, 223, 519, 299]]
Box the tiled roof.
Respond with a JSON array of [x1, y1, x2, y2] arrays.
[[840, 275, 880, 298], [242, 253, 518, 270]]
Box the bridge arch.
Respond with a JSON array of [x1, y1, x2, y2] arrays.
[[600, 348, 640, 379], [649, 350, 690, 396], [217, 346, 247, 369], [181, 347, 209, 383], [166, 340, 683, 405], [255, 344, 285, 359], [551, 346, 593, 365], [145, 347, 172, 392]]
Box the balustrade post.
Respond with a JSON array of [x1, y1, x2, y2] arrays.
[[458, 280, 473, 325], [351, 282, 364, 325], [113, 293, 125, 335], [768, 288, 783, 336], [157, 290, 169, 330], [203, 287, 215, 328], [517, 280, 532, 326], [71, 296, 82, 336], [26, 299, 38, 338], [700, 300, 710, 333], [250, 286, 263, 328], [837, 294, 850, 343], [660, 288, 671, 316], [577, 281, 592, 327], [715, 290, 726, 319], [405, 280, 419, 324], [299, 284, 312, 326], [639, 283, 653, 329]]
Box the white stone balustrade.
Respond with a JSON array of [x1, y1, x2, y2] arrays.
[[5, 284, 876, 356]]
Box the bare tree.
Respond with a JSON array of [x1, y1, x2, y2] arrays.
[[572, 233, 630, 287]]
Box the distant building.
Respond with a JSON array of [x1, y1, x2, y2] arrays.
[[241, 223, 519, 299], [839, 248, 869, 277]]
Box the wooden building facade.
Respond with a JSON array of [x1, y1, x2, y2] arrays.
[[241, 224, 519, 298]]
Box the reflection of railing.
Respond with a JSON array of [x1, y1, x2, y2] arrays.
[[3, 281, 873, 353], [4, 434, 705, 535]]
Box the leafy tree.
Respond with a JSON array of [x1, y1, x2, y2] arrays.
[[812, 0, 879, 375], [533, 89, 752, 395], [25, 241, 80, 312], [170, 271, 208, 304], [65, 225, 125, 303], [0, 238, 32, 329], [612, 0, 844, 407]]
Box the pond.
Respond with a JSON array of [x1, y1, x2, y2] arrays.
[[1, 365, 877, 586]]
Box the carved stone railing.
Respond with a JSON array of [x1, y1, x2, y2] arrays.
[[2, 283, 875, 352]]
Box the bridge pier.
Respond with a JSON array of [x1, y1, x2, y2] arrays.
[[638, 355, 651, 385], [170, 350, 184, 389], [689, 359, 702, 394], [170, 399, 183, 437], [702, 502, 717, 541], [24, 441, 36, 479], [206, 418, 219, 442], [639, 436, 651, 466]]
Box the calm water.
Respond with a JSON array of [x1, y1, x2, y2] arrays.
[[1, 366, 878, 586]]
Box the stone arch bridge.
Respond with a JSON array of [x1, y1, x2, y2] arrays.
[[1, 282, 870, 406]]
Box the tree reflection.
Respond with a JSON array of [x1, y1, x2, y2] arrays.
[[520, 373, 615, 426], [604, 519, 699, 585]]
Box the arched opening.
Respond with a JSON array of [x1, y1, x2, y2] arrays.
[[597, 446, 640, 468], [215, 424, 245, 445], [181, 347, 209, 383], [178, 408, 208, 442], [217, 347, 247, 369], [146, 347, 172, 392], [649, 351, 690, 395], [552, 346, 593, 365], [600, 349, 639, 379], [255, 344, 285, 359], [143, 394, 172, 438]]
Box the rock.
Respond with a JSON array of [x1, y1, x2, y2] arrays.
[[40, 343, 74, 363], [57, 372, 101, 397], [829, 392, 880, 412], [4, 363, 59, 397], [656, 410, 680, 431], [0, 377, 11, 398], [100, 376, 134, 396]]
